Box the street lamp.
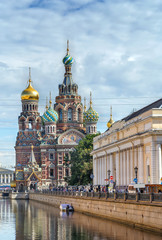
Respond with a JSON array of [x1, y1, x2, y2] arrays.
[[134, 166, 138, 183], [107, 170, 111, 180]]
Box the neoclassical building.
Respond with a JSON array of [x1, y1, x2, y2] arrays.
[[91, 99, 162, 187], [0, 168, 14, 188], [15, 41, 99, 190]]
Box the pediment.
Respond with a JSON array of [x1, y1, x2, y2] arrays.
[[58, 129, 85, 145]]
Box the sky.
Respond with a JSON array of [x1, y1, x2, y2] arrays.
[[1, 0, 162, 167]]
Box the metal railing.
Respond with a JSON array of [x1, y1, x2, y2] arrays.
[[31, 190, 162, 203]]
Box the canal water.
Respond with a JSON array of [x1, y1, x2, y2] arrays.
[[0, 199, 161, 240]]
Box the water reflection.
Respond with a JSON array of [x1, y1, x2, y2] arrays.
[[0, 199, 161, 240]]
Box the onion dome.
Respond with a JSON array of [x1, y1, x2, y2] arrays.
[[83, 92, 99, 123], [42, 94, 58, 123], [21, 68, 39, 101], [62, 40, 74, 65], [10, 180, 16, 188], [107, 106, 114, 128]]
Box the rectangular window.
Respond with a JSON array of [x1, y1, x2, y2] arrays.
[[50, 169, 54, 177], [50, 153, 54, 160], [59, 167, 62, 170], [59, 161, 62, 164]]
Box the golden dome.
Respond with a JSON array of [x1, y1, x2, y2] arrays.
[[10, 180, 16, 188], [21, 80, 39, 100], [107, 118, 114, 128], [21, 68, 39, 101], [107, 106, 114, 128]]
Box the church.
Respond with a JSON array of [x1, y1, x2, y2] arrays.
[[15, 41, 99, 191]]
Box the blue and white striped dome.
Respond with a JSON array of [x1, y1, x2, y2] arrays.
[[42, 106, 58, 123], [63, 54, 74, 65]]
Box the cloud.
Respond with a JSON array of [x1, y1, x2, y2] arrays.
[[1, 0, 162, 165]]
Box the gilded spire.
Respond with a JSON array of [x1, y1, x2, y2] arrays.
[[107, 106, 114, 128], [46, 97, 48, 110], [84, 97, 86, 112], [67, 40, 69, 55], [90, 92, 92, 108], [30, 144, 36, 164], [49, 92, 52, 107], [29, 67, 31, 83]]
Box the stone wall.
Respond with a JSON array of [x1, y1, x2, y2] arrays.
[[29, 193, 162, 234]]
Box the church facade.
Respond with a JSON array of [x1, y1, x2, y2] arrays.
[[15, 42, 99, 191]]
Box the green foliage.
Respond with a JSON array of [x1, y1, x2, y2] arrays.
[[64, 133, 100, 185]]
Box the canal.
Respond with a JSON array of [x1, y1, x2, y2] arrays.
[[0, 199, 161, 240]]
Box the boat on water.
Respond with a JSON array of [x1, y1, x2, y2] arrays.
[[60, 204, 74, 212]]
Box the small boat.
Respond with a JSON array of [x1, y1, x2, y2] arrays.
[[60, 204, 74, 212]]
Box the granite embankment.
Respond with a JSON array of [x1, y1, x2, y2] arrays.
[[29, 192, 162, 234]]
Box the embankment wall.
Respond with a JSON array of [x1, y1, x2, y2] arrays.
[[29, 193, 162, 234]]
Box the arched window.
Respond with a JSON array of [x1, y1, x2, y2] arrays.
[[33, 105, 34, 110], [27, 105, 28, 111], [28, 119, 33, 129], [68, 108, 72, 121], [20, 119, 25, 131], [89, 126, 90, 133], [50, 126, 52, 133], [53, 126, 55, 132], [91, 126, 93, 133], [59, 109, 63, 121], [48, 126, 50, 133], [78, 109, 81, 121], [30, 105, 31, 111], [94, 126, 96, 132]]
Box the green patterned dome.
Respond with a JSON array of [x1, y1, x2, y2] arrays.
[[42, 106, 58, 123], [83, 107, 99, 123]]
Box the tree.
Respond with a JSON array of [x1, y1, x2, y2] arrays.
[[64, 133, 100, 185]]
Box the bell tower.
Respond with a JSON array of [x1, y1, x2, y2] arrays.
[[15, 68, 41, 166], [55, 41, 85, 133]]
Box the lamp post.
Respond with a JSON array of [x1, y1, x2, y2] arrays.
[[107, 170, 111, 180], [107, 170, 111, 193], [134, 166, 138, 183]]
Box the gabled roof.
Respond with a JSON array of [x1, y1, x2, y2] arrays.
[[123, 98, 162, 122], [27, 171, 41, 182]]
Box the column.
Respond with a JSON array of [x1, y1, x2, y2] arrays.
[[134, 147, 137, 167], [157, 144, 162, 184], [138, 145, 144, 183], [130, 148, 134, 183], [120, 151, 123, 186], [104, 156, 107, 185], [100, 158, 102, 185], [127, 149, 130, 185], [110, 154, 113, 177], [116, 152, 119, 186], [8, 174, 10, 183], [151, 142, 156, 184], [4, 174, 6, 184], [93, 158, 96, 185], [123, 150, 126, 186], [102, 157, 104, 185]]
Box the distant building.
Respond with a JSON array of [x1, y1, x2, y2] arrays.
[[0, 168, 14, 188], [15, 41, 99, 190], [91, 99, 162, 187]]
